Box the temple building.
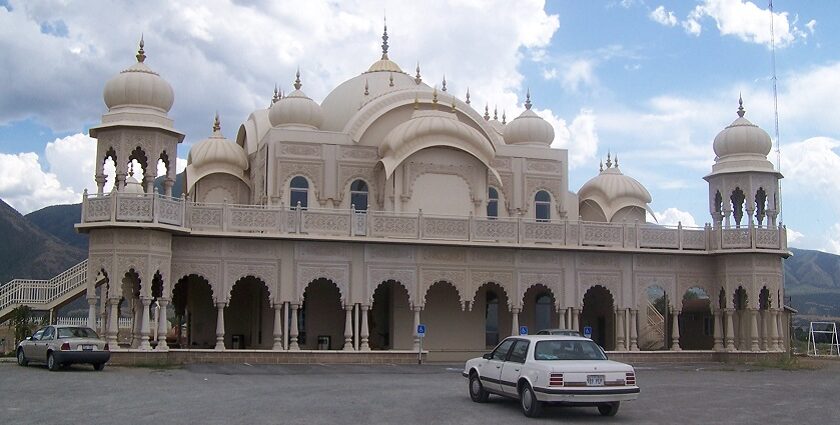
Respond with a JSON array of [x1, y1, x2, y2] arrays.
[[76, 30, 790, 360]]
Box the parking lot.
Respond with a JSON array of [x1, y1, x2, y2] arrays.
[[1, 358, 838, 424]]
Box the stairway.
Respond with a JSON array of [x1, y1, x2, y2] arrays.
[[639, 300, 666, 350], [0, 260, 88, 323]]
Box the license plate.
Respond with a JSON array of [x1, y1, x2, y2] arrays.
[[587, 375, 605, 386], [81, 345, 95, 351]]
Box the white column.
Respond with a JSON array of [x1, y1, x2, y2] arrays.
[[749, 309, 760, 351], [360, 305, 370, 351], [272, 303, 284, 351], [155, 299, 169, 351], [87, 297, 97, 329], [572, 308, 580, 331], [768, 308, 780, 352], [131, 302, 142, 348], [615, 308, 626, 351], [354, 304, 360, 351], [511, 307, 520, 336], [138, 297, 152, 350], [629, 309, 639, 351], [712, 309, 724, 352], [106, 297, 120, 350], [776, 309, 785, 351], [724, 309, 736, 351], [214, 302, 226, 350], [343, 305, 354, 351], [412, 306, 421, 351], [283, 302, 290, 350], [670, 309, 682, 351], [559, 307, 568, 329], [289, 304, 300, 350]]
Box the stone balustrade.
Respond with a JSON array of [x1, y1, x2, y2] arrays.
[[79, 192, 788, 253]]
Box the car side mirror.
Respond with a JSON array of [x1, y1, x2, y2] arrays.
[[482, 353, 493, 360], [25, 336, 31, 341]]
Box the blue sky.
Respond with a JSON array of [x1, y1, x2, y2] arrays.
[[0, 0, 838, 253]]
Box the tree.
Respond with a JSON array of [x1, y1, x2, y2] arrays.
[[8, 305, 35, 346]]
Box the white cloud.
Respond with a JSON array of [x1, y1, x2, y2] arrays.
[[562, 59, 596, 92], [806, 19, 817, 35], [548, 108, 598, 169], [786, 227, 804, 245], [650, 208, 699, 228], [44, 133, 97, 194], [0, 152, 78, 213], [780, 137, 840, 196], [683, 0, 806, 48], [826, 223, 840, 255], [650, 6, 678, 27], [682, 17, 702, 36]]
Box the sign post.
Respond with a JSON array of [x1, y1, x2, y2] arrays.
[[583, 326, 592, 339], [417, 324, 426, 364], [519, 325, 528, 335]]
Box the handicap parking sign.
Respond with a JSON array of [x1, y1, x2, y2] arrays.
[[583, 326, 592, 339], [417, 324, 426, 337], [519, 326, 528, 335]]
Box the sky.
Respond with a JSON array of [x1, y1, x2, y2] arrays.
[[0, 0, 838, 254]]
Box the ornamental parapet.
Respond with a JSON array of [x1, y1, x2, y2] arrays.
[[77, 192, 788, 253]]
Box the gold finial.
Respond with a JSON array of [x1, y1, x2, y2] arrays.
[[501, 111, 506, 125], [451, 98, 457, 113], [213, 112, 221, 133], [293, 68, 302, 91], [737, 93, 745, 118], [389, 73, 394, 87], [484, 104, 490, 120], [415, 62, 422, 84], [465, 87, 471, 104], [525, 88, 532, 110], [493, 106, 498, 121], [441, 74, 447, 92], [381, 16, 389, 60], [364, 79, 369, 96], [136, 34, 146, 63]]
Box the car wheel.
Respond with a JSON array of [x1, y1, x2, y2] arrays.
[[16, 349, 28, 366], [468, 372, 489, 403], [93, 363, 105, 371], [47, 352, 61, 372], [598, 402, 620, 417], [519, 382, 543, 418]]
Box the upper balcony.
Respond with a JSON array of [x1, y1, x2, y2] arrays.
[[77, 191, 788, 254]]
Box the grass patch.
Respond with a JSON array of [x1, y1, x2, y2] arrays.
[[746, 355, 820, 371]]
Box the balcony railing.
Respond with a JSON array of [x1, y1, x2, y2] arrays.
[[79, 192, 788, 252]]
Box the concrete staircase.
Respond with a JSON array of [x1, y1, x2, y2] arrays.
[[0, 260, 88, 323], [639, 300, 666, 350]]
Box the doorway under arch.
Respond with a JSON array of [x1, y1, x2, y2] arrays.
[[581, 285, 615, 350]]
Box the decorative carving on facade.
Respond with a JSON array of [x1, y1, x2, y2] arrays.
[[188, 206, 224, 229], [276, 161, 323, 201], [469, 249, 514, 265], [677, 274, 715, 300], [420, 268, 467, 305], [522, 222, 565, 242], [639, 227, 678, 248], [369, 214, 418, 238], [421, 247, 467, 263], [225, 239, 277, 259], [526, 160, 561, 173], [635, 255, 674, 269], [578, 271, 621, 305], [296, 263, 350, 303], [519, 250, 558, 266], [518, 272, 563, 307], [278, 143, 322, 157], [172, 237, 222, 257], [228, 208, 281, 232], [491, 157, 511, 170], [405, 161, 477, 201], [340, 146, 378, 161], [226, 262, 280, 303], [473, 219, 518, 242], [297, 243, 349, 260], [524, 176, 562, 211], [170, 261, 221, 298], [422, 217, 470, 240], [634, 273, 676, 307], [85, 198, 112, 222], [579, 253, 620, 268], [472, 270, 514, 307], [367, 267, 417, 305], [301, 210, 352, 235]]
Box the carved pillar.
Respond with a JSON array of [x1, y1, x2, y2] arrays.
[[343, 305, 354, 351], [289, 304, 300, 350], [87, 297, 97, 330], [776, 309, 785, 351], [572, 308, 580, 331], [759, 309, 768, 350], [724, 309, 736, 351], [272, 303, 284, 351], [138, 297, 152, 350], [412, 306, 421, 351], [95, 174, 106, 195], [749, 309, 760, 351], [615, 308, 626, 351], [712, 309, 724, 352], [723, 207, 732, 229], [670, 309, 682, 351], [155, 299, 169, 351], [768, 309, 780, 352], [214, 302, 226, 350], [511, 307, 520, 336], [106, 298, 120, 350], [131, 300, 142, 348], [629, 309, 639, 351], [559, 306, 567, 329], [360, 305, 370, 351], [163, 177, 175, 197]]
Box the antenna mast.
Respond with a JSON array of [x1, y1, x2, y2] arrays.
[[769, 0, 783, 224]]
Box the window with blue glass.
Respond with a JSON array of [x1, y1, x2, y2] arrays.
[[350, 179, 368, 211], [290, 176, 308, 209], [535, 190, 551, 221], [487, 187, 499, 218]]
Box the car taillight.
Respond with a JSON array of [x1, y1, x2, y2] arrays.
[[626, 372, 636, 386], [549, 373, 564, 387], [60, 342, 71, 351]]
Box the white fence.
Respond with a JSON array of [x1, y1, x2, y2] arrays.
[[56, 316, 133, 329]]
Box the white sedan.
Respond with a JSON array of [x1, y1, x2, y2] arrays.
[[462, 335, 639, 418]]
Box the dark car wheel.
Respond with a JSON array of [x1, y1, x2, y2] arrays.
[[519, 383, 543, 418], [47, 352, 61, 371], [469, 372, 489, 403], [93, 363, 105, 371], [16, 348, 28, 366], [598, 402, 620, 416]]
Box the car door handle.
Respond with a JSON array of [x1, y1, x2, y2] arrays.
[[496, 365, 501, 369], [514, 368, 520, 372]]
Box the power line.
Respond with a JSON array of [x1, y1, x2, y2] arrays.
[[769, 0, 783, 225]]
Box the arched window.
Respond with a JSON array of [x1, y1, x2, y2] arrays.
[[487, 187, 499, 218], [485, 291, 499, 347], [290, 176, 308, 209], [535, 190, 551, 222], [350, 179, 368, 211], [535, 293, 553, 331]]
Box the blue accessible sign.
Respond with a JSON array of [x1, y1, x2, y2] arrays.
[[417, 324, 426, 337], [519, 325, 528, 335], [583, 326, 593, 339]]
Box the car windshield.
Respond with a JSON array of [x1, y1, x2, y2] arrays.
[[57, 327, 99, 339], [534, 340, 607, 361]]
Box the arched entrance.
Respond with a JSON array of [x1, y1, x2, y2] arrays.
[[520, 284, 557, 334], [733, 286, 748, 350], [423, 281, 468, 351], [680, 287, 713, 350], [226, 276, 272, 349], [581, 285, 615, 350], [640, 285, 667, 350], [369, 280, 413, 350], [474, 282, 511, 349], [171, 275, 215, 349], [300, 278, 344, 350], [759, 286, 771, 350], [119, 270, 141, 348]]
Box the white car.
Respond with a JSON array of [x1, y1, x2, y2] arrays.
[[462, 335, 639, 418]]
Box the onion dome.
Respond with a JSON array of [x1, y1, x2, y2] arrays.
[[186, 114, 249, 192], [103, 36, 174, 112], [268, 70, 324, 129], [503, 90, 554, 146], [712, 96, 772, 158], [366, 20, 403, 73], [578, 154, 654, 221]]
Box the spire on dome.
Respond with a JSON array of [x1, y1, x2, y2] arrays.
[[381, 17, 390, 60], [364, 79, 370, 95], [737, 93, 745, 118], [502, 111, 506, 125], [493, 106, 498, 121], [484, 104, 490, 120], [450, 98, 457, 113], [525, 88, 532, 110], [414, 62, 422, 84], [389, 73, 394, 87], [136, 34, 146, 63], [606, 151, 612, 168], [465, 88, 471, 104], [432, 86, 438, 106], [441, 74, 447, 92], [294, 68, 302, 90], [272, 85, 280, 104], [213, 112, 221, 133], [413, 93, 419, 110], [614, 154, 619, 168]]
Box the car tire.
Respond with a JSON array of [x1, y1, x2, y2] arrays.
[[519, 382, 543, 418], [93, 363, 105, 371], [47, 352, 61, 372], [469, 372, 489, 403], [16, 348, 28, 367], [598, 402, 620, 417]]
